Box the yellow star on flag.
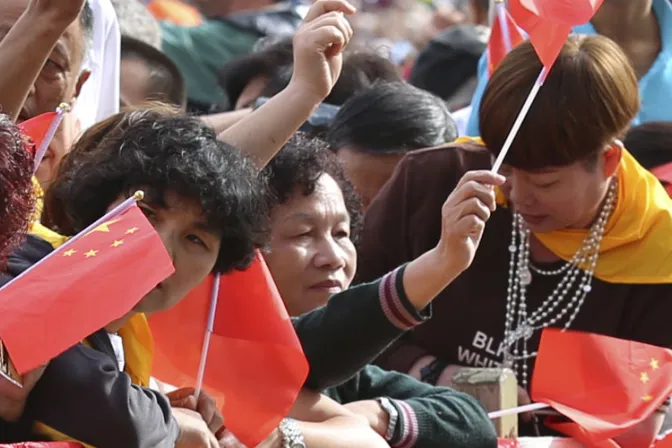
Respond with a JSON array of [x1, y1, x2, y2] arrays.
[[88, 218, 121, 234], [63, 249, 77, 257], [84, 250, 98, 258], [651, 359, 659, 370], [125, 227, 139, 235], [643, 395, 653, 402], [111, 240, 124, 248], [640, 372, 650, 384]]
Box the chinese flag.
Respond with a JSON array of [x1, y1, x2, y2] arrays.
[[508, 0, 603, 68], [531, 329, 672, 443], [487, 7, 526, 75], [18, 112, 58, 155], [652, 162, 672, 197], [150, 254, 309, 447], [0, 205, 174, 374]]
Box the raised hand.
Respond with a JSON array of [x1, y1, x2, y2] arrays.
[[28, 0, 87, 27], [436, 170, 505, 274], [290, 0, 356, 102]]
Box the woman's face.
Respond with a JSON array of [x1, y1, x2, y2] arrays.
[[335, 146, 405, 209], [106, 191, 221, 314], [265, 174, 357, 316], [499, 153, 615, 232]]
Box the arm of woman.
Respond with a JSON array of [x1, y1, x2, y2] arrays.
[[297, 168, 503, 391], [0, 0, 85, 121], [217, 0, 355, 169], [337, 365, 497, 448], [264, 390, 388, 448], [27, 343, 181, 447]]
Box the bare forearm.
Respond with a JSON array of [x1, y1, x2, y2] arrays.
[[300, 417, 388, 448], [217, 84, 320, 169], [0, 8, 69, 120], [201, 108, 252, 134]]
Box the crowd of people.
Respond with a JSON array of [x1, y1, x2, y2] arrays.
[[0, 0, 670, 446]]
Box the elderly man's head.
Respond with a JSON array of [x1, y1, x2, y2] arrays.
[[0, 0, 93, 188]]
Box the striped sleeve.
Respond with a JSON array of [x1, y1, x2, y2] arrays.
[[389, 399, 420, 448], [379, 265, 431, 330]]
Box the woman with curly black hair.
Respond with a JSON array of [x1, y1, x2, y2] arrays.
[[261, 134, 496, 448], [0, 115, 34, 267]]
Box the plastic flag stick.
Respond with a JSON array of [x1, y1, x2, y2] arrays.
[[491, 66, 548, 174], [194, 273, 221, 400]]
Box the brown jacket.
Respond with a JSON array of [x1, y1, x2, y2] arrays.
[[356, 142, 672, 388]]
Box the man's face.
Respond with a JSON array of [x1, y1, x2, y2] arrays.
[[0, 0, 90, 188]]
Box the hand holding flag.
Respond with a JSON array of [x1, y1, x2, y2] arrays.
[[150, 254, 309, 447]]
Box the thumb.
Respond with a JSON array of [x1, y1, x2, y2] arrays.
[[172, 396, 198, 411]]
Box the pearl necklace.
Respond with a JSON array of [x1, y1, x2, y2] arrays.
[[502, 179, 617, 388]]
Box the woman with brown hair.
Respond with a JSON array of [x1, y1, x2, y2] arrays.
[[356, 34, 672, 445]]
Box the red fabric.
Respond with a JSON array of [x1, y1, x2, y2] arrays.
[[0, 444, 83, 448], [150, 254, 309, 447], [531, 329, 672, 443], [497, 438, 582, 447], [487, 8, 526, 75], [655, 433, 672, 448], [508, 0, 603, 68], [18, 112, 58, 155], [651, 162, 672, 197], [0, 205, 174, 374]]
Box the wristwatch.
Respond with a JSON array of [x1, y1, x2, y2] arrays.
[[279, 418, 306, 448], [376, 397, 399, 442]]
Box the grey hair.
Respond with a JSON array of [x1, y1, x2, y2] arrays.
[[80, 1, 94, 55], [110, 0, 162, 50]]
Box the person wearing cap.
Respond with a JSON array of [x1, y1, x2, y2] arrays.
[[465, 0, 672, 136]]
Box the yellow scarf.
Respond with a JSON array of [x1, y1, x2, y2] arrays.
[[455, 137, 672, 284], [29, 177, 69, 248], [117, 313, 153, 387]]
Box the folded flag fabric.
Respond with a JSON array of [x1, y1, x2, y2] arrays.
[[508, 0, 603, 68], [0, 203, 174, 374], [487, 4, 526, 75], [18, 112, 58, 155], [150, 254, 309, 447], [532, 329, 672, 443]]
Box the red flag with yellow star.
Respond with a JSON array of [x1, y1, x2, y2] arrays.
[[531, 329, 672, 443], [0, 204, 174, 374]]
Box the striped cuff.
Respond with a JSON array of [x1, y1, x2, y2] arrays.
[[378, 265, 431, 330], [389, 399, 419, 448]]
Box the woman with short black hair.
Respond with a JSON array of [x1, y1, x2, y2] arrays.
[[262, 134, 497, 448]]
